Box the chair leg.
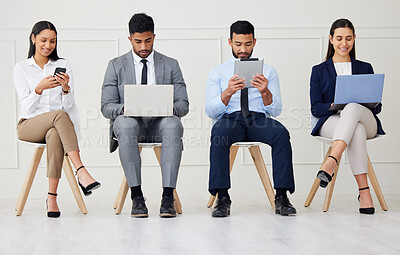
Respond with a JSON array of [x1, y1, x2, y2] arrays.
[[173, 189, 183, 214], [323, 152, 341, 212], [207, 145, 239, 208], [115, 177, 129, 215], [153, 146, 162, 164], [207, 194, 218, 208], [63, 156, 87, 214], [114, 177, 125, 209], [367, 155, 388, 211], [248, 145, 275, 209], [304, 147, 332, 207], [15, 147, 44, 216]]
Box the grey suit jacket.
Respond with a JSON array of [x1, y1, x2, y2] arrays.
[[101, 50, 189, 152]]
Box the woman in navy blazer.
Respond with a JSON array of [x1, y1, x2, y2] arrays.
[[310, 18, 385, 214]]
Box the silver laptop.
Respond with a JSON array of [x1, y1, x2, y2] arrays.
[[329, 74, 384, 111], [124, 85, 174, 117]]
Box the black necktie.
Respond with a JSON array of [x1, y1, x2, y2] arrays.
[[241, 88, 249, 118], [141, 59, 148, 85]]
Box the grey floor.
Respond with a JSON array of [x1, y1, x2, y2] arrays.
[[0, 194, 399, 255]]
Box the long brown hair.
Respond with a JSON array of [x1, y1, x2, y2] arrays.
[[325, 18, 356, 61], [28, 21, 60, 61]]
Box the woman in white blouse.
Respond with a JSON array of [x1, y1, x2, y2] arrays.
[[14, 21, 100, 218], [309, 19, 385, 214]]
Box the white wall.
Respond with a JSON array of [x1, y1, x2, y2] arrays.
[[1, 0, 399, 202]]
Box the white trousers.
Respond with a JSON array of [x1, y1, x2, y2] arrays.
[[320, 103, 377, 175]]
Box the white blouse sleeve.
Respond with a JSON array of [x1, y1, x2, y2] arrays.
[[61, 61, 75, 111], [14, 64, 42, 115]]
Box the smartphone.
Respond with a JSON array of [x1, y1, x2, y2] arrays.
[[54, 67, 66, 76]]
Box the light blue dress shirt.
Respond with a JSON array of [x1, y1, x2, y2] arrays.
[[205, 58, 282, 119]]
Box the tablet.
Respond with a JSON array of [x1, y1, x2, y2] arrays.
[[234, 58, 264, 88]]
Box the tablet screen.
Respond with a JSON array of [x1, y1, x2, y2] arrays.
[[234, 58, 264, 88]]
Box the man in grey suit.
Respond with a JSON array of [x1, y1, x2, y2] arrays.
[[101, 13, 189, 218]]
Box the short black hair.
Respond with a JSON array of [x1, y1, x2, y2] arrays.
[[230, 20, 255, 39], [128, 13, 154, 34]]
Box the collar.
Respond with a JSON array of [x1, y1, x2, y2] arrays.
[[327, 56, 355, 65], [26, 57, 35, 66], [26, 56, 53, 67], [230, 56, 240, 62], [327, 56, 356, 75], [132, 50, 154, 65]]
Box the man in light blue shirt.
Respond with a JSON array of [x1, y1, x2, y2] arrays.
[[205, 20, 296, 217]]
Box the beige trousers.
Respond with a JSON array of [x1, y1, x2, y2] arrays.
[[320, 103, 377, 175], [17, 110, 80, 179]]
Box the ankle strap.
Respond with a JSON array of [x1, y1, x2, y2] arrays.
[[328, 155, 339, 165], [75, 165, 85, 175], [48, 192, 57, 196], [359, 187, 370, 191]]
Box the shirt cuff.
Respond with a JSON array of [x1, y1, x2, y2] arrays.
[[215, 97, 228, 116], [262, 95, 276, 113], [33, 91, 42, 99]]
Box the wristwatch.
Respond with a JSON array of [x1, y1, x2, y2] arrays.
[[62, 86, 70, 94]]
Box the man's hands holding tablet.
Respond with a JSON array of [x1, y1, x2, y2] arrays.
[[221, 73, 272, 106]]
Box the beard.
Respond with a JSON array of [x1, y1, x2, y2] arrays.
[[232, 49, 253, 59], [134, 47, 153, 58]]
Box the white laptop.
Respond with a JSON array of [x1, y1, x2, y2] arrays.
[[124, 85, 174, 117], [328, 74, 384, 111]]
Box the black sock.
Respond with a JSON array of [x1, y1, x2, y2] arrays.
[[275, 188, 287, 198], [217, 189, 230, 199], [131, 185, 143, 199], [162, 187, 174, 198]]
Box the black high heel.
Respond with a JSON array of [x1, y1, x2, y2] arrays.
[[358, 187, 375, 214], [76, 166, 101, 196], [46, 192, 61, 218], [317, 155, 338, 188]]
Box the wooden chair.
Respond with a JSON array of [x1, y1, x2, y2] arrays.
[[15, 139, 87, 216], [113, 143, 183, 215], [304, 135, 388, 212], [207, 142, 275, 210]]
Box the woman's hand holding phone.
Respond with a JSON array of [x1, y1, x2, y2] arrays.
[[35, 75, 60, 95], [54, 72, 70, 92]]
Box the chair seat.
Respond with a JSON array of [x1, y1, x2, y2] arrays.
[[138, 142, 162, 148], [314, 134, 386, 144], [232, 141, 262, 147], [17, 138, 46, 147]]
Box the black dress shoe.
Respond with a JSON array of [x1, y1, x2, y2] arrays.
[[131, 196, 148, 218], [212, 197, 231, 217], [275, 196, 296, 216], [160, 196, 176, 218], [46, 192, 60, 218]]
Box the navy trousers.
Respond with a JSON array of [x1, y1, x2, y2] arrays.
[[208, 112, 295, 196]]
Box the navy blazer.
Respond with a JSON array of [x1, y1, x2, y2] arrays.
[[310, 57, 385, 136]]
